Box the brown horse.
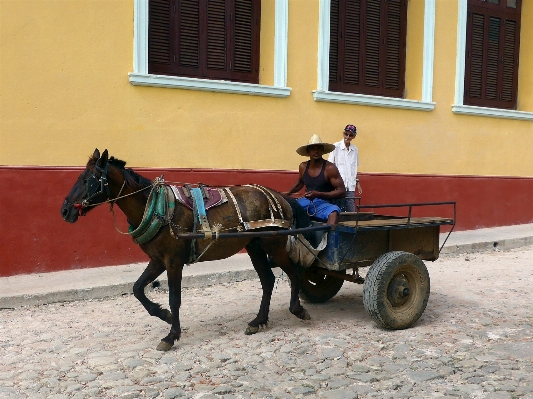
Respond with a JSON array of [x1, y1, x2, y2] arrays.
[[61, 149, 310, 351]]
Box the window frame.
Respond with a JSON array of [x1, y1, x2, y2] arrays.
[[314, 0, 436, 111], [129, 0, 291, 98], [453, 0, 533, 121]]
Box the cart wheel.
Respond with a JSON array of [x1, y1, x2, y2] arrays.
[[298, 267, 345, 303], [363, 251, 430, 330]]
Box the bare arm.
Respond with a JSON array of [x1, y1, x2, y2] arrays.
[[282, 162, 306, 196]]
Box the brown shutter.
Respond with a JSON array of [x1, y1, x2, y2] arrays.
[[501, 18, 518, 102], [177, 0, 200, 76], [464, 0, 521, 109], [206, 0, 227, 73], [234, 0, 253, 73], [148, 0, 173, 74], [329, 0, 406, 98], [467, 12, 484, 99], [363, 0, 381, 89], [229, 0, 260, 83], [384, 0, 403, 90], [329, 0, 340, 85], [343, 0, 360, 85], [148, 0, 259, 83]]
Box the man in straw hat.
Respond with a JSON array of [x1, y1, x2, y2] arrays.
[[283, 134, 346, 225]]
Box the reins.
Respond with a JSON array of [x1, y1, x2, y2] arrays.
[[80, 159, 292, 252]]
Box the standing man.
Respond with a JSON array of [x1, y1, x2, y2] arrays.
[[284, 135, 346, 225], [328, 124, 362, 212]]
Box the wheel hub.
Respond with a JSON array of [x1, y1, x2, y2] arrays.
[[387, 274, 410, 307]]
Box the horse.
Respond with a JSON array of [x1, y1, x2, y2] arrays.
[[60, 149, 311, 351]]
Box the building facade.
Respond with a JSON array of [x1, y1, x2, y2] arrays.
[[1, 0, 532, 276]]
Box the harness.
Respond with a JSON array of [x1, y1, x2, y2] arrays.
[[128, 181, 175, 245], [77, 157, 291, 263]]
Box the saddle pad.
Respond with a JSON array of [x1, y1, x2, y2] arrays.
[[170, 185, 227, 211]]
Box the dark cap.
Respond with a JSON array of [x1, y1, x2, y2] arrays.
[[344, 124, 357, 135]]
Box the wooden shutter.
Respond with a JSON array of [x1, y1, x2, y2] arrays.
[[329, 0, 406, 97], [148, 0, 260, 83], [148, 0, 173, 75], [329, 0, 340, 84], [464, 0, 521, 109]]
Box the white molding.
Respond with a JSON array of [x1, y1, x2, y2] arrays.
[[317, 0, 331, 91], [422, 0, 436, 103], [452, 0, 533, 121], [274, 0, 288, 87], [133, 0, 148, 74], [315, 0, 436, 111], [313, 90, 435, 111], [131, 0, 290, 97], [129, 73, 291, 97], [452, 105, 533, 121], [454, 0, 467, 106]]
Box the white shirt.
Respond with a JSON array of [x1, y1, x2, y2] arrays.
[[328, 140, 359, 191]]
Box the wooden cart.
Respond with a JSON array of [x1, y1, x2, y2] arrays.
[[297, 201, 456, 330]]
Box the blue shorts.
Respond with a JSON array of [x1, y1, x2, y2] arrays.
[[297, 198, 341, 222]]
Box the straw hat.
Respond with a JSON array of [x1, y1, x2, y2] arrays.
[[296, 134, 336, 156]]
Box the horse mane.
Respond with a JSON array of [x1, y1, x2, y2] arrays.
[[109, 156, 153, 198]]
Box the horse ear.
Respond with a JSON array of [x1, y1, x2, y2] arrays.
[[92, 148, 100, 160], [97, 149, 109, 167]]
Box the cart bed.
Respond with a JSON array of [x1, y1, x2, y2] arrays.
[[314, 203, 455, 271], [339, 216, 454, 229]]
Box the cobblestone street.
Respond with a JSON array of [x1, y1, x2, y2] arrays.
[[1, 246, 532, 399]]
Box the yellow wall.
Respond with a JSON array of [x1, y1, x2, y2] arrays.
[[1, 0, 532, 177]]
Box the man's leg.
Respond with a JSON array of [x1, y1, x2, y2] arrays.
[[345, 190, 356, 212], [327, 210, 339, 225], [312, 199, 341, 225]]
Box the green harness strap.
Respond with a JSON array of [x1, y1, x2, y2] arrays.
[[129, 185, 175, 244]]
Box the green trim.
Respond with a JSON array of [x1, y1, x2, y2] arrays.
[[129, 185, 176, 245], [129, 187, 160, 238]]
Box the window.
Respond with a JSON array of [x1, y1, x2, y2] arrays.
[[148, 0, 261, 84], [464, 0, 521, 109], [328, 0, 408, 97]]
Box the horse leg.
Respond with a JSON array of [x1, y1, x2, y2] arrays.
[[262, 238, 311, 321], [244, 239, 276, 335], [156, 263, 183, 351], [133, 260, 172, 324]]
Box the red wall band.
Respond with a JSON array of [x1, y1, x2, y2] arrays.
[[2, 166, 532, 277]]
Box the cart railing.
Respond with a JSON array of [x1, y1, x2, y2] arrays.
[[171, 224, 331, 240], [354, 201, 456, 225], [353, 201, 456, 252]]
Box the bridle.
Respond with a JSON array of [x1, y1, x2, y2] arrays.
[[73, 160, 125, 216]]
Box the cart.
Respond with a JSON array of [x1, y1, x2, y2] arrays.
[[175, 201, 456, 330], [297, 201, 456, 330]]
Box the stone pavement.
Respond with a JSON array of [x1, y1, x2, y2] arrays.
[[1, 223, 533, 309], [1, 242, 533, 399]]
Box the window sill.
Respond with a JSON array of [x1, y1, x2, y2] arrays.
[[313, 90, 435, 111], [452, 105, 533, 121], [129, 73, 291, 98]]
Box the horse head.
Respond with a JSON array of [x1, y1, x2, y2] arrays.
[[61, 148, 111, 223]]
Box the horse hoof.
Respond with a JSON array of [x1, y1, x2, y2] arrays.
[[245, 325, 259, 335], [156, 340, 173, 351], [292, 308, 311, 320]]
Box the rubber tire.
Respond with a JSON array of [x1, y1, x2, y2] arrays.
[[298, 267, 345, 303], [363, 251, 430, 330]]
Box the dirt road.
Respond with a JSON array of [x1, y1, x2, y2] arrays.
[[1, 246, 532, 398]]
